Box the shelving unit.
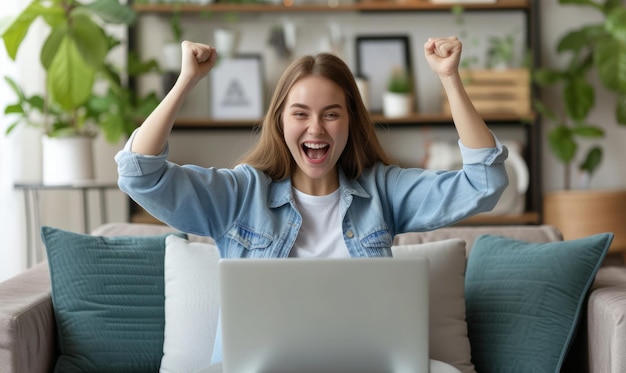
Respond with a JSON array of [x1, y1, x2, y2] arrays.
[[130, 0, 541, 226]]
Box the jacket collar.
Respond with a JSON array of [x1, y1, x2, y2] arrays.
[[267, 167, 370, 208]]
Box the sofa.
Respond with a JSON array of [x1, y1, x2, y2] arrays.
[[1, 222, 625, 373]]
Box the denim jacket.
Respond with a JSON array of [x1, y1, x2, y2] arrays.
[[115, 134, 509, 259]]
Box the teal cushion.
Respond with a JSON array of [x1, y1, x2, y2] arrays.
[[41, 226, 185, 373], [465, 233, 613, 373]]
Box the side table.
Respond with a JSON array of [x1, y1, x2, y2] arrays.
[[14, 181, 120, 267]]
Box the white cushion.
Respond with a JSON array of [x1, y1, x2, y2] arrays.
[[160, 235, 221, 373], [392, 239, 475, 373]]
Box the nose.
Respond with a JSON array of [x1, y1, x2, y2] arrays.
[[307, 117, 325, 136]]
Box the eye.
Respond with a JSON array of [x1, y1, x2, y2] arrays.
[[324, 112, 340, 120], [293, 111, 308, 118]]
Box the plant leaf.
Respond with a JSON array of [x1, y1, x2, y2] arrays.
[[0, 0, 46, 60], [606, 7, 626, 43], [557, 26, 600, 53], [594, 36, 626, 93], [564, 76, 594, 120], [548, 125, 577, 163], [71, 13, 109, 68], [532, 69, 563, 86], [47, 35, 96, 110], [580, 146, 602, 175], [571, 124, 605, 138], [83, 0, 136, 25], [41, 24, 66, 70], [4, 103, 24, 115]]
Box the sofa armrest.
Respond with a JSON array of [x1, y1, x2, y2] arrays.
[[0, 262, 56, 373], [587, 266, 626, 373]]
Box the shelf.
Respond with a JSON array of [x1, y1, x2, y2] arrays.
[[170, 112, 534, 129], [133, 0, 530, 14]]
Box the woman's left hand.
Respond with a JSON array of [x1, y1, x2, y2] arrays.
[[424, 36, 462, 78]]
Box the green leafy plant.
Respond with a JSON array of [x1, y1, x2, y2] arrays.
[[533, 0, 626, 189], [1, 0, 159, 143], [387, 67, 412, 94], [486, 34, 515, 69]]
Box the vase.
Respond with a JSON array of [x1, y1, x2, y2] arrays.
[[382, 92, 413, 118], [41, 136, 94, 185]]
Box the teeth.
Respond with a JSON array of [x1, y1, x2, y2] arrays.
[[303, 143, 329, 149]]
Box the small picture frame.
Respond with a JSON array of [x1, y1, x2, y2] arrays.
[[211, 55, 264, 120], [355, 35, 413, 113]]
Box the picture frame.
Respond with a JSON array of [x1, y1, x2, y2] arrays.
[[355, 35, 413, 112], [210, 55, 264, 120]]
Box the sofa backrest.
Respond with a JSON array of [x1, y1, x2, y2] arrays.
[[92, 223, 563, 258], [393, 225, 563, 257]]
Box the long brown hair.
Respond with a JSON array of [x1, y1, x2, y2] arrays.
[[238, 52, 394, 180]]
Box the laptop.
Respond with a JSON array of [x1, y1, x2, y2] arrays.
[[218, 257, 429, 373]]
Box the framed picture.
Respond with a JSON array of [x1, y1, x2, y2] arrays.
[[211, 55, 264, 120], [355, 35, 413, 112]]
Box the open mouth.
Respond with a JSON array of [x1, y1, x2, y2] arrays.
[[302, 142, 330, 161]]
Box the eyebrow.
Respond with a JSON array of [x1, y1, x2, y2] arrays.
[[289, 103, 344, 111]]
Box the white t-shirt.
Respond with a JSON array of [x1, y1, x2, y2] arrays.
[[289, 188, 350, 258]]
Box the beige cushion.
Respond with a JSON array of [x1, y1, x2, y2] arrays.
[[392, 239, 475, 373]]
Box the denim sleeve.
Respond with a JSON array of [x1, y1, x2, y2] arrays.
[[115, 131, 250, 237], [382, 137, 509, 233]]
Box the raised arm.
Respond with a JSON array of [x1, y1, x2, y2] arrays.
[[424, 36, 495, 149], [131, 41, 218, 155]]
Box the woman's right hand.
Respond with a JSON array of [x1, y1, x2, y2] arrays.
[[179, 41, 219, 85]]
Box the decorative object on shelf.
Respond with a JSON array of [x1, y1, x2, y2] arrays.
[[485, 34, 516, 70], [214, 27, 239, 60], [268, 20, 297, 60], [210, 55, 264, 120], [1, 0, 160, 185], [382, 66, 414, 118], [533, 0, 626, 257], [161, 3, 185, 96], [355, 35, 413, 113], [442, 69, 530, 116]]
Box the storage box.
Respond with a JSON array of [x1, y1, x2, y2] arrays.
[[442, 68, 531, 116]]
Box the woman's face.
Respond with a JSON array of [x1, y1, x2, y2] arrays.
[[282, 75, 349, 196]]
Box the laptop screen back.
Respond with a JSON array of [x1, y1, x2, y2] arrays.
[[219, 257, 429, 373]]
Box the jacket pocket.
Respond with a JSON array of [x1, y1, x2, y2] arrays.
[[225, 222, 273, 257], [360, 228, 393, 249]]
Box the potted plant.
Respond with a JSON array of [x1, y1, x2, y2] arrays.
[[161, 2, 184, 96], [382, 66, 413, 118], [533, 0, 626, 256], [1, 0, 159, 184]]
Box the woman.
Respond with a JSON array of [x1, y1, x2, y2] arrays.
[[116, 37, 507, 260], [116, 36, 508, 366]]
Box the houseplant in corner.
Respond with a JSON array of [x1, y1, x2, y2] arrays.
[[533, 0, 626, 258], [382, 66, 414, 118], [1, 0, 159, 184]]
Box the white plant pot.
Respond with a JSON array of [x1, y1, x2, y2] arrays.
[[41, 136, 94, 185], [214, 28, 239, 59], [383, 92, 413, 118], [162, 42, 182, 72]]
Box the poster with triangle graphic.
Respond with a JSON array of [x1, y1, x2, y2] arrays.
[[211, 55, 264, 120]]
